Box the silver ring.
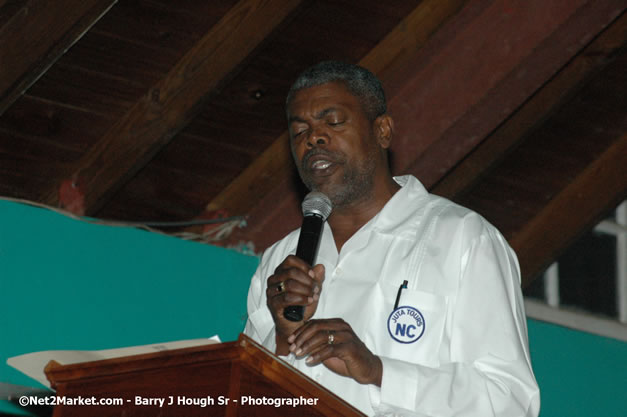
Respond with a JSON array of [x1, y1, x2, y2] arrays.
[[327, 331, 334, 345], [276, 282, 285, 293]]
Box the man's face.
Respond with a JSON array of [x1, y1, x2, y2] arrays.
[[287, 81, 384, 208]]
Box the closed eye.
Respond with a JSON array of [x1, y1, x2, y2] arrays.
[[291, 128, 308, 139], [289, 120, 309, 139]]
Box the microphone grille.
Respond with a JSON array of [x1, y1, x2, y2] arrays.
[[302, 191, 333, 221]]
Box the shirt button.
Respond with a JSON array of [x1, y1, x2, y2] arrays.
[[335, 267, 343, 276]]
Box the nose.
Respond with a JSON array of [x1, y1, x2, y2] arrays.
[[306, 127, 328, 148]]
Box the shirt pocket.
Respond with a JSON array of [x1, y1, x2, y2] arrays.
[[365, 282, 448, 368]]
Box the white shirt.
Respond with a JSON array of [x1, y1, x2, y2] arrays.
[[244, 175, 540, 416]]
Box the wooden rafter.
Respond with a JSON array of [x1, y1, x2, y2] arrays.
[[0, 0, 117, 115], [433, 9, 627, 200], [43, 0, 303, 214], [205, 0, 467, 215], [512, 135, 627, 286], [391, 0, 625, 188]]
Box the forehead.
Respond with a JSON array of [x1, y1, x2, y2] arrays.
[[287, 81, 364, 118]]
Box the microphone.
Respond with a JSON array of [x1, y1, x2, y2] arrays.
[[283, 191, 333, 322]]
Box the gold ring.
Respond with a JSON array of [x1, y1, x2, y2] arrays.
[[327, 331, 334, 345], [276, 282, 285, 293]]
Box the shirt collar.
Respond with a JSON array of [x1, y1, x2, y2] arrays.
[[318, 175, 429, 261], [370, 175, 429, 233]]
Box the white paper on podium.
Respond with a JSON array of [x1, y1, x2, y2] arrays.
[[7, 336, 221, 389]]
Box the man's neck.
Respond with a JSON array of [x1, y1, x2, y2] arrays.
[[327, 176, 400, 252]]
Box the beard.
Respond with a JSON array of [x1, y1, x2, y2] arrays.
[[299, 147, 378, 209]]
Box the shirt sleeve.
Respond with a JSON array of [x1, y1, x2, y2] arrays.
[[243, 263, 277, 351], [372, 226, 540, 417]]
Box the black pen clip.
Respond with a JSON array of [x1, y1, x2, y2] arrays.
[[393, 280, 409, 310]]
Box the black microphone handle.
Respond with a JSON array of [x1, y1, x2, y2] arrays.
[[283, 214, 324, 322]]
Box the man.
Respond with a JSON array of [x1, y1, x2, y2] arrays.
[[244, 61, 540, 416]]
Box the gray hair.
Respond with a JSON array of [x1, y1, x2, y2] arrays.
[[286, 61, 386, 121]]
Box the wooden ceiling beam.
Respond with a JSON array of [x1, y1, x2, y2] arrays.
[[0, 0, 117, 115], [511, 134, 627, 287], [390, 0, 625, 188], [43, 0, 303, 214], [433, 9, 627, 200], [205, 0, 467, 215]]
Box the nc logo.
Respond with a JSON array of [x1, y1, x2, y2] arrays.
[[387, 306, 425, 344]]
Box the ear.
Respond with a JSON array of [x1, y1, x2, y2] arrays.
[[374, 115, 394, 149]]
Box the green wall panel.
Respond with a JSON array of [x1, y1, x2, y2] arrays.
[[527, 319, 627, 416], [0, 200, 259, 414]]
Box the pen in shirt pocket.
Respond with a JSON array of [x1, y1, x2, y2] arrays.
[[394, 280, 408, 310]]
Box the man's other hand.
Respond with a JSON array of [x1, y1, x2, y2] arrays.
[[288, 318, 383, 386]]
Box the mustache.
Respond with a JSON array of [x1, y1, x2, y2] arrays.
[[302, 148, 341, 169]]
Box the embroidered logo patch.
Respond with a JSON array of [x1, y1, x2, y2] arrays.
[[387, 306, 425, 343]]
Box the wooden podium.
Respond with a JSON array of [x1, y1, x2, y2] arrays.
[[44, 334, 365, 416]]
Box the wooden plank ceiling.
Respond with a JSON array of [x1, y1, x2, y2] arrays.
[[1, 0, 625, 287]]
